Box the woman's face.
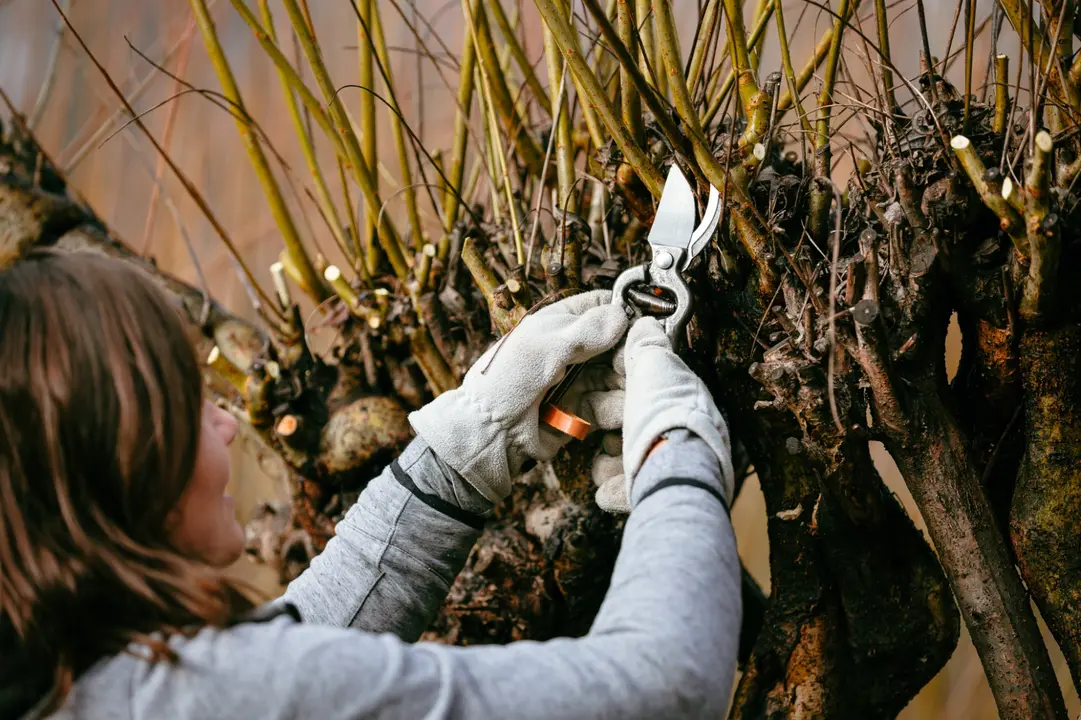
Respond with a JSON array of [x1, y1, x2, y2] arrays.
[[165, 401, 245, 567]]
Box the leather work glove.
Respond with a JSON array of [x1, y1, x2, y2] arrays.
[[591, 316, 735, 513], [409, 290, 629, 504], [591, 431, 629, 513]]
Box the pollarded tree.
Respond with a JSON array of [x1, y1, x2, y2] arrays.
[[2, 1, 1080, 717]]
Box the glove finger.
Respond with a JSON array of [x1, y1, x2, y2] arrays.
[[595, 473, 631, 514], [591, 452, 624, 487], [572, 366, 624, 396], [579, 389, 624, 431], [545, 365, 619, 427], [535, 424, 570, 463], [573, 361, 621, 393], [516, 304, 628, 397], [626, 316, 672, 354], [611, 342, 627, 379], [534, 289, 613, 318], [557, 303, 632, 365], [601, 430, 622, 456], [604, 367, 625, 391], [481, 304, 627, 416]]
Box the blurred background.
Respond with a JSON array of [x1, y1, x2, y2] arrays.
[[0, 1, 1071, 716]]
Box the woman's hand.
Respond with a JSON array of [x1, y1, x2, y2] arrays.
[[409, 290, 629, 504], [592, 316, 735, 513]]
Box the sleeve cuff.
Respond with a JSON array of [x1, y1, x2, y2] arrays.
[[390, 460, 487, 530], [396, 437, 494, 518], [632, 429, 731, 509]]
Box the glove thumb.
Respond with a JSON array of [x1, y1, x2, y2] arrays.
[[592, 450, 630, 514]]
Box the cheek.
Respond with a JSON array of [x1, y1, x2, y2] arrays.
[[167, 480, 244, 566], [193, 426, 231, 491], [167, 429, 244, 565]]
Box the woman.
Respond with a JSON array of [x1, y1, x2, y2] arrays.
[[0, 248, 740, 720]]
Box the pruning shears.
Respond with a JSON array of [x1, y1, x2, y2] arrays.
[[611, 164, 721, 346], [540, 165, 722, 440]]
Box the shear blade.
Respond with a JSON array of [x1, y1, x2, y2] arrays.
[[683, 183, 722, 270], [646, 165, 697, 253]]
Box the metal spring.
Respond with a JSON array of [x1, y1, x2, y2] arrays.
[[626, 286, 678, 315]]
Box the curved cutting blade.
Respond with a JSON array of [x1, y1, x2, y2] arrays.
[[646, 165, 697, 252], [682, 182, 722, 270]]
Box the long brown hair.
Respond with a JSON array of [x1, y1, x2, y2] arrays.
[[0, 248, 253, 716]]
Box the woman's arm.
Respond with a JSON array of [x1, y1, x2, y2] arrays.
[[416, 430, 740, 719], [279, 291, 628, 640], [125, 430, 739, 720], [280, 437, 492, 640]]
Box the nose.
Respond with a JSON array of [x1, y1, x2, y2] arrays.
[[222, 414, 238, 446], [212, 403, 239, 446]]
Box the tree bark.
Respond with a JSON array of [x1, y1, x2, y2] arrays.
[[1012, 325, 1081, 690]]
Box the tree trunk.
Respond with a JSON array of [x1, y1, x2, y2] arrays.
[[7, 1, 1081, 715]]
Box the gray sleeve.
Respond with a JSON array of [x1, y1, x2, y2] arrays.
[[146, 430, 740, 720], [281, 438, 491, 640]]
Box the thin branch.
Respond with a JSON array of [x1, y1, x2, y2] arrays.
[[581, 0, 698, 156], [355, 0, 382, 274], [279, 0, 409, 279], [686, 0, 721, 97], [47, 0, 285, 323], [367, 1, 426, 251], [465, 0, 545, 175], [438, 1, 479, 260], [940, 0, 966, 87], [999, 0, 1081, 115], [462, 0, 526, 263], [411, 0, 424, 144], [617, 0, 645, 146], [338, 157, 367, 276], [702, 3, 775, 128], [775, 0, 861, 115], [871, 0, 898, 114], [914, 0, 937, 106], [487, 0, 552, 116], [808, 0, 851, 241], [775, 0, 812, 162], [533, 0, 664, 196], [191, 0, 327, 302], [994, 54, 1011, 135], [963, 0, 975, 132], [63, 8, 211, 172], [826, 180, 844, 434], [749, 0, 771, 71], [527, 65, 568, 272], [543, 2, 577, 213], [28, 0, 70, 130], [951, 135, 1028, 256], [141, 10, 196, 256], [256, 0, 354, 270], [635, 0, 664, 98]]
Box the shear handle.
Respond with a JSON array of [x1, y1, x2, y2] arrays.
[[611, 264, 692, 347], [611, 263, 648, 317]]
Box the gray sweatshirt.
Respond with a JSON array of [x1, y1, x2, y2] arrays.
[[37, 430, 741, 719]]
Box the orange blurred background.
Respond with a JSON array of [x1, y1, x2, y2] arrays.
[[0, 1, 1072, 717]]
